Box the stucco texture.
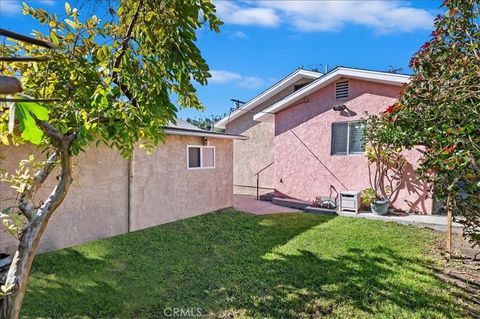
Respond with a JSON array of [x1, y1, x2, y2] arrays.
[[0, 144, 128, 254], [0, 135, 233, 254], [226, 78, 313, 196], [274, 78, 433, 214], [130, 135, 233, 230]]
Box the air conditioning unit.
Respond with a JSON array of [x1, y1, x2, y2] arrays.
[[339, 191, 361, 213]]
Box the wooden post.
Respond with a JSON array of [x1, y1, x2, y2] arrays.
[[256, 174, 259, 201], [446, 193, 453, 257]]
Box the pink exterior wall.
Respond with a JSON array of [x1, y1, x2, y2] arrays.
[[274, 78, 433, 214], [130, 135, 233, 230], [225, 78, 315, 196]]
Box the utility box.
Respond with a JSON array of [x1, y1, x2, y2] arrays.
[[339, 191, 361, 213]]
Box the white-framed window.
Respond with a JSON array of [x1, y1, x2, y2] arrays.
[[331, 121, 365, 155], [187, 145, 215, 169]]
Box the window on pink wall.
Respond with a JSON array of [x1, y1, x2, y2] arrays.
[[187, 145, 215, 169], [331, 121, 365, 155]]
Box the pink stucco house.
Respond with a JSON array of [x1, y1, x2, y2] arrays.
[[216, 67, 433, 214]]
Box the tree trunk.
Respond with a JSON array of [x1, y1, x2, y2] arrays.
[[446, 193, 453, 258], [1, 148, 72, 319]]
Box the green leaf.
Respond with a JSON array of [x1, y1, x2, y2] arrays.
[[50, 31, 59, 45], [65, 19, 76, 29], [14, 98, 49, 145], [1, 207, 12, 215], [65, 2, 71, 15]]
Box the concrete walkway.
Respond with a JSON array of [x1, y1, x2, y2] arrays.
[[338, 211, 463, 233], [234, 195, 300, 215], [234, 195, 462, 233]]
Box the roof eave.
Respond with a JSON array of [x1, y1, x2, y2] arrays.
[[163, 127, 247, 140], [254, 67, 410, 122], [214, 69, 322, 129]]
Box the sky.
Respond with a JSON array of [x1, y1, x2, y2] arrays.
[[0, 0, 444, 121]]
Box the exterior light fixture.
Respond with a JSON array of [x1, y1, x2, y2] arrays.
[[333, 104, 347, 111]]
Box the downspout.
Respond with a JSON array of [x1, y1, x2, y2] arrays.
[[127, 157, 132, 233]]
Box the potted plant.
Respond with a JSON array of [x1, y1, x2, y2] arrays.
[[360, 188, 376, 211], [365, 145, 406, 215]]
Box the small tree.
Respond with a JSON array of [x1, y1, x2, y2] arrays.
[[0, 1, 221, 318], [364, 115, 407, 211], [365, 0, 480, 253], [365, 145, 406, 203]]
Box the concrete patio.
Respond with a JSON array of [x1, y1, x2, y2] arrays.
[[234, 195, 463, 233]]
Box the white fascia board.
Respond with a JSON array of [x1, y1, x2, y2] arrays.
[[164, 128, 247, 140], [254, 67, 411, 122], [214, 69, 321, 129]]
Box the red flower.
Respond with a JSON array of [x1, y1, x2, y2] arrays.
[[421, 41, 431, 50], [409, 57, 419, 68], [441, 144, 457, 154], [383, 105, 396, 114]]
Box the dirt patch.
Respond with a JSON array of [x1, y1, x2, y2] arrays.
[[432, 233, 480, 316]]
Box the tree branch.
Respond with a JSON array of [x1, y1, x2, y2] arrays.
[[18, 152, 58, 221], [111, 0, 143, 107]]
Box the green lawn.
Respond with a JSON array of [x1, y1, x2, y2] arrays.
[[22, 209, 476, 318]]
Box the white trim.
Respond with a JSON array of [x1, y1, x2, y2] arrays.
[[214, 69, 321, 129], [187, 145, 216, 170], [164, 128, 247, 140], [254, 67, 410, 122]]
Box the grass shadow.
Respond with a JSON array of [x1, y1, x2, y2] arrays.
[[22, 209, 477, 318]]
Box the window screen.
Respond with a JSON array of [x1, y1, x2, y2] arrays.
[[202, 147, 215, 168], [188, 147, 201, 168], [331, 123, 348, 155], [188, 146, 215, 169], [348, 122, 365, 154], [331, 121, 365, 155]]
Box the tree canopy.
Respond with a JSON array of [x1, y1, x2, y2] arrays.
[[0, 1, 221, 317], [365, 0, 479, 247], [1, 0, 221, 156]]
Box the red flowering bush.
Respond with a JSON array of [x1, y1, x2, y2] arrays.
[[366, 0, 480, 249]]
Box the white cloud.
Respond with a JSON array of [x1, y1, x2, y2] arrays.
[[209, 70, 266, 89], [38, 0, 56, 4], [1, 0, 55, 16], [229, 30, 248, 39], [0, 1, 22, 15], [209, 70, 242, 84], [239, 76, 266, 89], [215, 1, 280, 27], [215, 1, 434, 34]]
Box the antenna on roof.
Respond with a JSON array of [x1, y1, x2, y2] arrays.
[[230, 99, 245, 109]]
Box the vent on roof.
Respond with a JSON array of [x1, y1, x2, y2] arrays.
[[335, 81, 349, 99], [293, 82, 309, 92]]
